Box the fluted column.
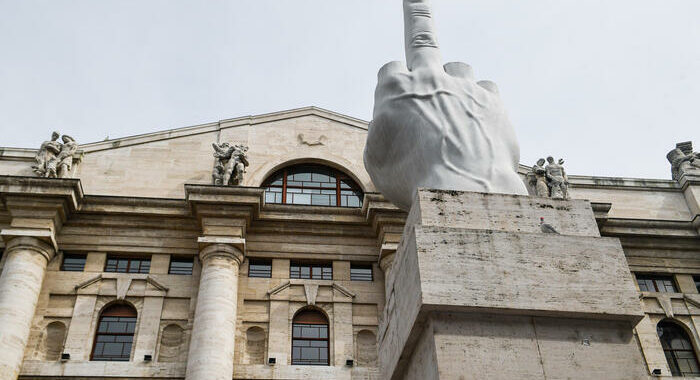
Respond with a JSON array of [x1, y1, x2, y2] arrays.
[[185, 243, 243, 380], [0, 236, 55, 380]]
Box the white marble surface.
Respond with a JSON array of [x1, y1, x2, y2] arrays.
[[364, 0, 527, 210]]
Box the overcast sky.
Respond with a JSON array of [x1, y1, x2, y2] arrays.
[[1, 0, 698, 179]]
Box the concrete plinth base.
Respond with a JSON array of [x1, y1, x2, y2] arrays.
[[379, 189, 648, 380]]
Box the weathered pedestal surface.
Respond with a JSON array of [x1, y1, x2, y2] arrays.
[[379, 189, 648, 380]]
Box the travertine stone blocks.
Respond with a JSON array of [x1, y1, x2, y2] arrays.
[[380, 189, 647, 380]]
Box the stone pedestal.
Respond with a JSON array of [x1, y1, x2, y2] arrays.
[[0, 236, 55, 380], [185, 242, 244, 380], [379, 190, 648, 380]]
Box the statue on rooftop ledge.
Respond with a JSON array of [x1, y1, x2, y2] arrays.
[[667, 141, 700, 181], [33, 132, 78, 178], [527, 156, 569, 199], [212, 142, 249, 186]]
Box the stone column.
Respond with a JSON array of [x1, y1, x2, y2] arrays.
[[185, 243, 243, 380], [0, 236, 55, 380]]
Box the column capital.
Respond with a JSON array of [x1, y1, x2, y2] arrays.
[[2, 235, 55, 263], [198, 241, 244, 265], [379, 248, 397, 274]]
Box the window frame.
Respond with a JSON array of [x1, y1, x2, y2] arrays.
[[262, 164, 363, 208], [104, 256, 151, 274], [658, 321, 700, 376], [91, 304, 137, 362], [635, 274, 678, 293], [248, 259, 272, 278], [350, 264, 373, 282], [61, 254, 87, 272], [290, 262, 333, 280], [168, 256, 194, 275], [291, 310, 330, 366]]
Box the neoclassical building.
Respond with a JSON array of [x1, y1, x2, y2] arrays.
[[0, 106, 698, 379]]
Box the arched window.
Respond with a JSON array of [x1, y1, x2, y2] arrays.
[[263, 164, 363, 207], [658, 321, 700, 376], [292, 309, 329, 366], [91, 304, 137, 361]]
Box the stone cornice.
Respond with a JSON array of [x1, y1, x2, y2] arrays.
[[0, 176, 84, 213], [568, 175, 680, 191]]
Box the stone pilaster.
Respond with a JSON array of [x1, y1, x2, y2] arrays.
[[0, 236, 55, 380], [185, 242, 244, 380], [0, 177, 82, 380]]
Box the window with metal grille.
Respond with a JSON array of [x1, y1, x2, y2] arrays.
[[91, 304, 137, 361], [168, 257, 193, 275], [658, 321, 700, 376], [262, 164, 363, 208], [290, 262, 332, 280], [248, 259, 272, 278], [61, 254, 86, 272], [636, 274, 677, 292], [105, 257, 151, 274], [350, 264, 373, 281], [292, 310, 329, 366]]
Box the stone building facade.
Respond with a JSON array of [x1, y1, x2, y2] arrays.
[[0, 106, 698, 379]]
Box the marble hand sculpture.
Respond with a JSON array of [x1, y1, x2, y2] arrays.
[[363, 0, 528, 210]]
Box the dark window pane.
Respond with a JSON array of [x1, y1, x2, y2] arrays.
[[351, 265, 373, 281], [61, 254, 86, 272], [248, 259, 272, 278], [262, 165, 363, 208], [105, 257, 151, 274], [658, 321, 700, 376], [636, 274, 677, 292], [169, 257, 194, 275]]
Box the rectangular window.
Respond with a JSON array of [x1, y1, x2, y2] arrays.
[[290, 262, 332, 280], [636, 274, 677, 293], [248, 259, 272, 278], [169, 257, 193, 275], [61, 254, 87, 272], [292, 323, 329, 365], [350, 264, 373, 281], [105, 256, 151, 274]]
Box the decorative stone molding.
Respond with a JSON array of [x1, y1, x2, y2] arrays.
[[267, 281, 291, 297], [304, 284, 319, 305], [74, 273, 169, 299], [1, 233, 55, 260], [198, 242, 244, 265]]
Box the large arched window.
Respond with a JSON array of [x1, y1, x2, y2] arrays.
[[263, 164, 363, 207], [292, 309, 329, 366], [658, 321, 700, 376], [91, 304, 137, 361]]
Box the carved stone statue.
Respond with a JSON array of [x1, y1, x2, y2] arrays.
[[212, 142, 249, 186], [33, 132, 77, 178], [363, 0, 527, 210], [667, 141, 700, 180], [545, 156, 569, 199], [527, 158, 550, 197], [32, 131, 61, 177]]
